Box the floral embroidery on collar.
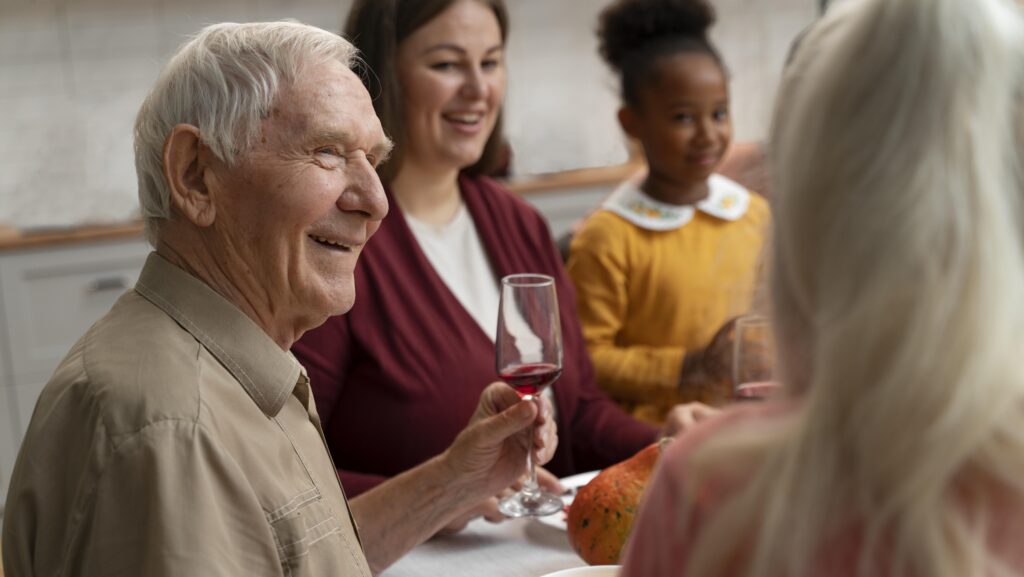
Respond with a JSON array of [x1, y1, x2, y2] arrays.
[[602, 174, 750, 231], [624, 200, 681, 221]]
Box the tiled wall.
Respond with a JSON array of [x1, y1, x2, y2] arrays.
[[0, 0, 815, 230]]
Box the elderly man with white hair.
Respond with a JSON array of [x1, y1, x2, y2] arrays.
[[1, 21, 556, 577]]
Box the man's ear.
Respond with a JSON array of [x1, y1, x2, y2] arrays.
[[618, 106, 641, 140], [163, 124, 216, 227]]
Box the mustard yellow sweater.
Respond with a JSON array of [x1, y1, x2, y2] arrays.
[[567, 183, 770, 423]]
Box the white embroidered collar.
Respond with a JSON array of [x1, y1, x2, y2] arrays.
[[602, 174, 751, 231]]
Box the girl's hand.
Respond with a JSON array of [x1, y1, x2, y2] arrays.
[[661, 402, 721, 438]]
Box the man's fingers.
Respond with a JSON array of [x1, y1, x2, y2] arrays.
[[534, 395, 554, 426], [477, 382, 525, 417], [535, 466, 564, 494], [480, 497, 505, 523], [472, 398, 537, 447]]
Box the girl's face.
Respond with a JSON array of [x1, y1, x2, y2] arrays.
[[623, 53, 732, 190], [396, 0, 506, 174]]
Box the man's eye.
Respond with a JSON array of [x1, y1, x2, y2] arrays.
[[316, 147, 341, 156], [482, 58, 501, 70], [674, 114, 694, 123], [714, 109, 730, 121]]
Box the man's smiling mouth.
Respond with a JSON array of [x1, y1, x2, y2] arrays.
[[310, 234, 354, 251]]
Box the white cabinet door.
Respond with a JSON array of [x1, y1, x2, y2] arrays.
[[0, 239, 150, 383]]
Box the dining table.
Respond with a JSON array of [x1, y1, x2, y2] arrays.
[[380, 516, 590, 577]]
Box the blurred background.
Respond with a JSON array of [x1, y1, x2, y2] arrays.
[[0, 0, 815, 230]]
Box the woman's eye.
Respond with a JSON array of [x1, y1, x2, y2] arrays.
[[482, 58, 501, 71], [316, 147, 341, 157], [714, 109, 730, 121], [430, 61, 456, 71], [674, 113, 694, 123]]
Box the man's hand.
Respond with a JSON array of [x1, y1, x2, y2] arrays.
[[660, 402, 721, 438], [352, 384, 558, 571], [436, 468, 563, 535], [441, 382, 558, 502]]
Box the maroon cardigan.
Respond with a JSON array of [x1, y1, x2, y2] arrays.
[[293, 175, 657, 496]]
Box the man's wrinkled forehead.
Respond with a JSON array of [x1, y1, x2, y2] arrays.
[[260, 61, 390, 151]]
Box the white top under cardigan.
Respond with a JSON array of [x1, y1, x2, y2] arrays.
[[405, 202, 501, 341]]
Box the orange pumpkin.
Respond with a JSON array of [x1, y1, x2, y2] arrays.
[[566, 441, 664, 564]]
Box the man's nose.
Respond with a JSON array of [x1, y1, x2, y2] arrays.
[[339, 161, 389, 222]]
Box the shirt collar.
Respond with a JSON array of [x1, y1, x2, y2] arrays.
[[602, 173, 751, 231], [134, 253, 303, 417]]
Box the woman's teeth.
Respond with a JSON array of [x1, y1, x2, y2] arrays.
[[445, 113, 483, 124]]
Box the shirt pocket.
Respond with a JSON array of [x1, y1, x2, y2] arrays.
[[265, 487, 361, 577]]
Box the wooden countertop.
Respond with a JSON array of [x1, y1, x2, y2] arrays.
[[0, 221, 145, 252], [503, 160, 642, 195], [0, 161, 641, 252]]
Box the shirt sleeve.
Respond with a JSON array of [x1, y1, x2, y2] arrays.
[[567, 213, 688, 402], [74, 420, 282, 577]]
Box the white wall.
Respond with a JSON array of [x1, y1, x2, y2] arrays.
[[0, 0, 816, 230], [505, 0, 816, 175]]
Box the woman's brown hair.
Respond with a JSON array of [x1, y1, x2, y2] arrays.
[[345, 0, 510, 184]]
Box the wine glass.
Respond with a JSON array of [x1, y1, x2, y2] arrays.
[[732, 314, 779, 401], [495, 273, 564, 518]]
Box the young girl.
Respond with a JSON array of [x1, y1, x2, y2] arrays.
[[567, 0, 770, 424]]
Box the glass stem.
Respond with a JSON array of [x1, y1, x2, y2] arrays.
[[522, 397, 540, 501]]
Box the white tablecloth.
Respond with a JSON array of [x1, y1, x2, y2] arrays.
[[381, 517, 588, 577]]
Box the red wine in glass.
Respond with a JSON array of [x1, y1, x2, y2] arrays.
[[500, 363, 563, 397]]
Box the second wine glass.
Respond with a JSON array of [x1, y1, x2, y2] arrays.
[[732, 314, 779, 401], [495, 273, 563, 518]]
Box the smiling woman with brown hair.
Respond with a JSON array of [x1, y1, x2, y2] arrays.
[[293, 0, 718, 531]]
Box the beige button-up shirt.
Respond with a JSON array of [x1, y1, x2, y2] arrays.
[[2, 253, 371, 577]]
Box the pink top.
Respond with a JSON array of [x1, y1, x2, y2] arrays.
[[620, 402, 1024, 576]]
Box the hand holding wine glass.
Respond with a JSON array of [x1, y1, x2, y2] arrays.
[[495, 273, 564, 517]]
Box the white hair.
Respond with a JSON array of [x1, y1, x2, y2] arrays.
[[684, 0, 1024, 575], [133, 21, 358, 245]]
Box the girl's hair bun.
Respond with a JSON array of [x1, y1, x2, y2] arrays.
[[598, 0, 717, 73]]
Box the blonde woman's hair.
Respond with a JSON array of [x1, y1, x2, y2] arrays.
[[133, 21, 357, 246], [684, 0, 1024, 575]]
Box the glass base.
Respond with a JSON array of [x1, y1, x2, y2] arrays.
[[498, 490, 563, 518]]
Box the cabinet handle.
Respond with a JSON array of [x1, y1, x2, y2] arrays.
[[86, 276, 130, 294]]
